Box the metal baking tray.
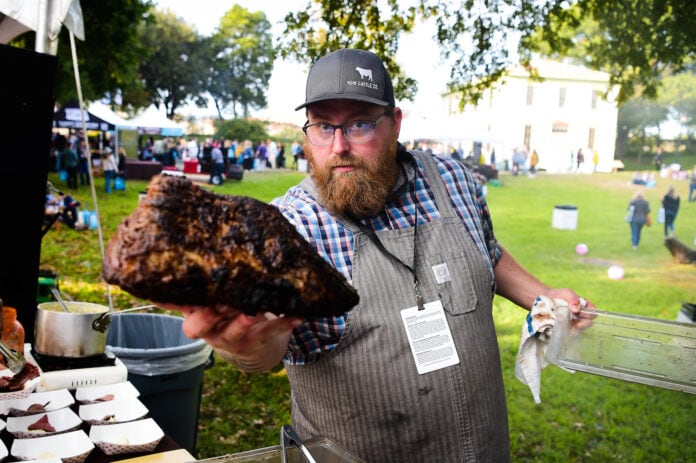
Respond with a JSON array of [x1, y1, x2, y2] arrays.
[[195, 437, 364, 463], [545, 306, 696, 394]]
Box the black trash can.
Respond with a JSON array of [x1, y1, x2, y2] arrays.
[[106, 313, 213, 456]]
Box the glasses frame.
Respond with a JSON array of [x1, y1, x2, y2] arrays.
[[302, 112, 388, 146]]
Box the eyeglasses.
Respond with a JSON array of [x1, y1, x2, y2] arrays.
[[302, 112, 387, 146]]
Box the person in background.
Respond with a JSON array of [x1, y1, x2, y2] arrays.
[[529, 149, 539, 177], [155, 48, 594, 462], [627, 190, 650, 250], [653, 146, 663, 171], [592, 149, 599, 173], [241, 140, 254, 171], [77, 138, 90, 186], [101, 146, 119, 193], [117, 146, 127, 178], [689, 166, 696, 202], [56, 135, 78, 189], [661, 185, 680, 238], [266, 138, 278, 168], [209, 142, 224, 184]]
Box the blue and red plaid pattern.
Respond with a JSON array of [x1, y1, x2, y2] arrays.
[[271, 152, 501, 364]]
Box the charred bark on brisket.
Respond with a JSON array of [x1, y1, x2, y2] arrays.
[[102, 174, 359, 318]]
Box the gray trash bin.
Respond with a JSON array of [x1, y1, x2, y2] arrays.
[[106, 313, 213, 456]]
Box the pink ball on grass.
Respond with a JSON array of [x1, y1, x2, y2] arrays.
[[608, 265, 624, 280], [575, 243, 588, 255]]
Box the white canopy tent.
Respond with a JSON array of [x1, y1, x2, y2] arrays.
[[131, 105, 185, 137]]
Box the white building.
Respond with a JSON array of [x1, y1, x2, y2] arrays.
[[406, 59, 619, 173]]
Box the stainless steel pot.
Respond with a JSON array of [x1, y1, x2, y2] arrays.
[[34, 302, 158, 358], [34, 301, 110, 357]]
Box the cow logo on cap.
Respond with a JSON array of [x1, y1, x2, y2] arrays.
[[355, 66, 373, 81]]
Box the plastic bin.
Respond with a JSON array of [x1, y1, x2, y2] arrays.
[[552, 205, 578, 230], [105, 313, 213, 456]]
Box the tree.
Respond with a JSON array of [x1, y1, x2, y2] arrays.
[[137, 9, 207, 118], [10, 0, 152, 106], [531, 0, 696, 103], [280, 0, 696, 106], [214, 118, 268, 142], [658, 68, 696, 137], [204, 6, 275, 119], [279, 0, 424, 103]]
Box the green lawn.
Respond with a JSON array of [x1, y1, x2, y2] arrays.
[[40, 166, 696, 462]]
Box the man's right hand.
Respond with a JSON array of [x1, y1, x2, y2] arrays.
[[157, 303, 301, 372]]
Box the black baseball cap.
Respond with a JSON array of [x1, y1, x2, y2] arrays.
[[295, 48, 395, 111]]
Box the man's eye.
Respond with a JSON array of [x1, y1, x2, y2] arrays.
[[318, 123, 334, 134], [348, 121, 370, 131]]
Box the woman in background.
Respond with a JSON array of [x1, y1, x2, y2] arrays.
[[627, 190, 651, 250], [661, 185, 680, 238]]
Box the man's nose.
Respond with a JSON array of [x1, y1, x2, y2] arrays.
[[331, 128, 350, 154]]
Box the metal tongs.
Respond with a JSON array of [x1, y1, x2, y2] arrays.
[[0, 340, 26, 374], [280, 425, 317, 463]]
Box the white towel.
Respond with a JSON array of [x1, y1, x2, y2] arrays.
[[514, 296, 563, 404]]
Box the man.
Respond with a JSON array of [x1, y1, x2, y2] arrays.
[[209, 142, 224, 185], [56, 135, 79, 189], [167, 48, 592, 462]]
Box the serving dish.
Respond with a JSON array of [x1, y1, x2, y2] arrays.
[[7, 407, 82, 438], [545, 306, 696, 394], [89, 418, 164, 455], [75, 380, 139, 405], [8, 389, 74, 416], [79, 397, 148, 425], [11, 430, 94, 463]]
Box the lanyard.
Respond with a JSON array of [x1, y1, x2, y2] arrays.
[[349, 205, 425, 310]]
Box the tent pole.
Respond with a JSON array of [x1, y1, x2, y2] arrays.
[[68, 30, 113, 310]]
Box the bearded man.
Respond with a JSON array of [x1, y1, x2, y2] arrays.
[[168, 48, 593, 462]]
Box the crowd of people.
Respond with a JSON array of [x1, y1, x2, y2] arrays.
[[137, 136, 306, 178]]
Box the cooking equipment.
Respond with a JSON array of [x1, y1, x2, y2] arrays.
[[35, 301, 110, 358], [281, 426, 316, 463], [546, 305, 696, 394], [34, 302, 155, 358], [51, 288, 71, 312], [92, 305, 157, 332], [25, 344, 127, 391], [0, 340, 26, 373]]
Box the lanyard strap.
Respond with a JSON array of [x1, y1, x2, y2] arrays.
[[349, 206, 425, 310]]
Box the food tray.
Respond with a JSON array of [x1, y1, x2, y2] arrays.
[[197, 438, 365, 463], [545, 306, 696, 394]]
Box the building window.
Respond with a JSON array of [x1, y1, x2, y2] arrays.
[[559, 87, 566, 107], [552, 121, 568, 133], [526, 85, 534, 106], [588, 128, 596, 149], [524, 125, 532, 148]]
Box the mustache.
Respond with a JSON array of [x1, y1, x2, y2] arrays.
[[326, 154, 364, 169]]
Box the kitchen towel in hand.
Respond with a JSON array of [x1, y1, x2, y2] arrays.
[[514, 295, 569, 404]]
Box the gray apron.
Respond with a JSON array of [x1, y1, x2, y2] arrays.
[[286, 152, 510, 462]]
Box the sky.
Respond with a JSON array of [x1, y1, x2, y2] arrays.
[[153, 0, 448, 128]]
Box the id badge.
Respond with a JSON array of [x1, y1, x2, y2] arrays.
[[400, 300, 460, 374]]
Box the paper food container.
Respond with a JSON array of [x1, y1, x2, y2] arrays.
[[11, 429, 94, 463], [89, 417, 164, 455], [7, 407, 82, 438], [545, 305, 696, 394]]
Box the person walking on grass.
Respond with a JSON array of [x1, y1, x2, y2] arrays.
[[627, 190, 650, 250], [661, 185, 680, 238]]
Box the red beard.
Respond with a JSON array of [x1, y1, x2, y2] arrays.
[[306, 141, 399, 218]]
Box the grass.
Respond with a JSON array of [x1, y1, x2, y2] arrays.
[[40, 164, 696, 462]]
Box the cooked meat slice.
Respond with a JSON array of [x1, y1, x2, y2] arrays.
[[28, 414, 55, 432], [102, 174, 359, 318], [0, 362, 39, 392]]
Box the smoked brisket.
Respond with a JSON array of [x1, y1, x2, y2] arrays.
[[102, 174, 359, 318]]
